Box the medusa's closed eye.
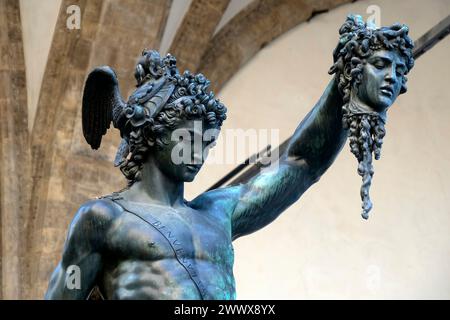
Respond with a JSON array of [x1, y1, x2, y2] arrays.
[[371, 58, 387, 69]]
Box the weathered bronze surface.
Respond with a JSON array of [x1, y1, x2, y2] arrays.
[[45, 15, 413, 299]]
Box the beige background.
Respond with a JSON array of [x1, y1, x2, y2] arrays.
[[19, 0, 450, 299]]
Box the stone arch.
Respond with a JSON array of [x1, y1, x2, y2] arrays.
[[198, 0, 354, 92], [168, 0, 231, 73], [0, 0, 30, 299]]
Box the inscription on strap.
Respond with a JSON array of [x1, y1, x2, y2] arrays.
[[109, 197, 210, 300]]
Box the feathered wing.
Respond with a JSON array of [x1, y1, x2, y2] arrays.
[[82, 66, 126, 149]]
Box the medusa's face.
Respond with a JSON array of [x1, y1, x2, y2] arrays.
[[152, 118, 219, 183], [356, 49, 407, 113]]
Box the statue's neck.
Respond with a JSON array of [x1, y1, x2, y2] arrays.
[[122, 157, 185, 208]]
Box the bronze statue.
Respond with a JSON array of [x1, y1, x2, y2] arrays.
[[45, 15, 414, 300]]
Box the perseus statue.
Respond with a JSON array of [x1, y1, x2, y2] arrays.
[[45, 15, 414, 300]]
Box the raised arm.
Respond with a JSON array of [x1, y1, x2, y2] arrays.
[[45, 199, 116, 299], [229, 77, 347, 239]]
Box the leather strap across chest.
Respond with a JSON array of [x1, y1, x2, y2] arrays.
[[107, 197, 210, 300]]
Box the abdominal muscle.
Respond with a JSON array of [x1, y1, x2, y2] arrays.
[[99, 258, 236, 300]]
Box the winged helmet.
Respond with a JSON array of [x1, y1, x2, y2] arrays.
[[81, 50, 178, 166]]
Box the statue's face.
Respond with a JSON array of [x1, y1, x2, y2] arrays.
[[152, 118, 219, 182], [355, 49, 407, 112]]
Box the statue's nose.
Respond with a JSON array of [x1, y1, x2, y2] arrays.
[[384, 65, 397, 84]]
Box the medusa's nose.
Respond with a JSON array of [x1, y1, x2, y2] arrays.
[[384, 64, 398, 84]]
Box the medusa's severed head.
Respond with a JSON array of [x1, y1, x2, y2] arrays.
[[329, 15, 414, 219], [82, 50, 227, 185]]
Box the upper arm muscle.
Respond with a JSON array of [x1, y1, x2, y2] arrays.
[[231, 161, 315, 240], [45, 199, 117, 299]]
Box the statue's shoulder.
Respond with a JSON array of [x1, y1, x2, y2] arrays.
[[63, 198, 122, 251], [75, 196, 123, 228], [188, 185, 243, 217]]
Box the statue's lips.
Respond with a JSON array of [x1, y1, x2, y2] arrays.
[[380, 85, 394, 97], [186, 164, 202, 172]]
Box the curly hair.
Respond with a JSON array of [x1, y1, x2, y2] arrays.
[[328, 15, 414, 219], [119, 67, 227, 185]]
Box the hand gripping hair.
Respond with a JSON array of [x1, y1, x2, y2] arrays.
[[329, 15, 414, 219], [82, 50, 227, 185]]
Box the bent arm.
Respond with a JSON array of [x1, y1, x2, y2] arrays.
[[231, 77, 347, 239], [45, 252, 102, 300], [45, 200, 115, 299]]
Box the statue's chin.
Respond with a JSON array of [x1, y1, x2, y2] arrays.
[[346, 97, 389, 123], [370, 93, 399, 114], [182, 172, 198, 183], [375, 96, 395, 113]]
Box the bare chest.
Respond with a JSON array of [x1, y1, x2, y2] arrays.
[[105, 201, 234, 266]]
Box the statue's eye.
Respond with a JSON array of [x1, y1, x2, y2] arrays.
[[371, 58, 386, 69], [374, 62, 385, 69]]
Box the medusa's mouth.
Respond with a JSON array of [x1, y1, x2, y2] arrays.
[[380, 85, 394, 97], [186, 164, 202, 172]]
